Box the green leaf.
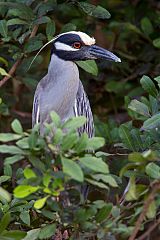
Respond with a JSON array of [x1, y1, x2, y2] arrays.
[[0, 133, 22, 142], [61, 133, 78, 151], [0, 212, 10, 234], [38, 224, 56, 239], [140, 17, 153, 36], [63, 116, 86, 131], [74, 133, 88, 153], [34, 196, 48, 210], [96, 204, 112, 222], [87, 137, 105, 150], [53, 128, 63, 144], [146, 162, 160, 179], [50, 111, 60, 127], [43, 174, 51, 187], [7, 4, 35, 20], [0, 187, 11, 202], [0, 20, 8, 38], [24, 168, 36, 179], [0, 67, 9, 76], [141, 113, 160, 130], [5, 155, 24, 165], [61, 23, 77, 33], [23, 229, 40, 240], [79, 156, 109, 173], [0, 145, 24, 155], [146, 200, 156, 219], [33, 16, 51, 25], [37, 2, 55, 16], [93, 174, 118, 187], [0, 175, 10, 184], [46, 21, 55, 41], [20, 211, 30, 225], [62, 157, 84, 182], [119, 124, 135, 151], [14, 185, 40, 198], [16, 138, 29, 149], [125, 177, 137, 201], [128, 152, 144, 162], [86, 178, 108, 190], [4, 164, 12, 177], [11, 119, 23, 134], [128, 99, 150, 117], [79, 2, 111, 19], [2, 230, 27, 239], [153, 38, 160, 48], [7, 18, 28, 26], [140, 75, 158, 98], [24, 36, 43, 53], [76, 60, 98, 76]]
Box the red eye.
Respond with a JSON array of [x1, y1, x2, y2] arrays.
[[73, 42, 81, 49]]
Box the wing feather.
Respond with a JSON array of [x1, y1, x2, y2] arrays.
[[32, 85, 41, 127], [74, 81, 94, 138]]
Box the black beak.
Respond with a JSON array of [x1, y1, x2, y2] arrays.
[[89, 45, 121, 62]]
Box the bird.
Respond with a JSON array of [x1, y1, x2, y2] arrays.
[[32, 31, 121, 136]]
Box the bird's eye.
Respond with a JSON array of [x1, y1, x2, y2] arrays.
[[73, 42, 81, 49]]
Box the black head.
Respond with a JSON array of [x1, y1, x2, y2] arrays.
[[51, 31, 121, 62]]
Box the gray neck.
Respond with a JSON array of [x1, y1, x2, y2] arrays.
[[48, 54, 79, 84], [41, 54, 80, 122]]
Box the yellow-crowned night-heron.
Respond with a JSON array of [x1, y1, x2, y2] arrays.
[[32, 31, 121, 135]]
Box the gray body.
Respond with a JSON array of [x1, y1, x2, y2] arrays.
[[32, 54, 94, 137]]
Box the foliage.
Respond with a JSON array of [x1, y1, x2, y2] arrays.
[[0, 0, 160, 239]]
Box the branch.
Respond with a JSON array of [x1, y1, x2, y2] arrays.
[[129, 181, 160, 240], [0, 25, 39, 88], [137, 217, 160, 240]]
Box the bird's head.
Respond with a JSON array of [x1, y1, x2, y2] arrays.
[[51, 31, 121, 62]]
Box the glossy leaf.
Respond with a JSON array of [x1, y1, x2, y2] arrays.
[[11, 119, 23, 134], [79, 2, 111, 19], [46, 21, 55, 40], [34, 196, 48, 209], [76, 60, 98, 76], [14, 185, 40, 198], [5, 155, 24, 165], [93, 174, 118, 187], [0, 212, 10, 234], [141, 17, 153, 36], [141, 113, 160, 130], [38, 224, 56, 239], [128, 99, 150, 117], [0, 133, 22, 142], [24, 168, 36, 179], [79, 156, 109, 173], [140, 75, 158, 98], [0, 20, 8, 38], [20, 211, 30, 225], [0, 145, 24, 154], [62, 157, 84, 182], [146, 162, 160, 179], [96, 204, 112, 222], [63, 116, 86, 131]]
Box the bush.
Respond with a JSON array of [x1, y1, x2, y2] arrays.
[[0, 0, 160, 239], [1, 76, 160, 239]]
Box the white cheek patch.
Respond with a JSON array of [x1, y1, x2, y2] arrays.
[[55, 42, 79, 51]]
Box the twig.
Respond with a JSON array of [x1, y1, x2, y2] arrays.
[[0, 25, 39, 88], [12, 110, 32, 118], [129, 181, 160, 240], [0, 59, 22, 87], [137, 217, 160, 240]]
